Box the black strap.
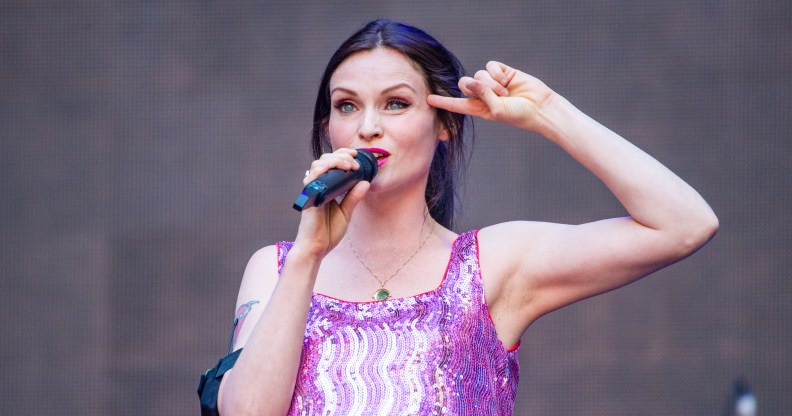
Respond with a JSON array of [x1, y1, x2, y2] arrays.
[[197, 315, 244, 415], [197, 348, 243, 415], [216, 348, 243, 377]]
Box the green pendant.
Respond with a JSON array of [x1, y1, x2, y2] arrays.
[[373, 288, 391, 301]]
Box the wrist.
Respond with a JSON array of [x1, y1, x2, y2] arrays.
[[278, 243, 325, 290], [530, 93, 578, 144], [286, 242, 328, 264]]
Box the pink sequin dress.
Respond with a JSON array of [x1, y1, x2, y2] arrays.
[[277, 230, 520, 415]]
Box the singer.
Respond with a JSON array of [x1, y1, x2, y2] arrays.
[[215, 19, 718, 415]]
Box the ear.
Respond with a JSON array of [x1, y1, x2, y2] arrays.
[[436, 120, 450, 142]]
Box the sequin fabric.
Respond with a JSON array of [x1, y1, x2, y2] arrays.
[[277, 230, 520, 415]]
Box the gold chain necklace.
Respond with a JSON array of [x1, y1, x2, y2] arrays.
[[347, 218, 435, 301]]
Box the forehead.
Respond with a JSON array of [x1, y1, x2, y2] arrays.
[[330, 48, 428, 91]]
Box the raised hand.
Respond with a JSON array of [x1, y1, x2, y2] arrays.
[[295, 148, 370, 257], [427, 61, 557, 133]]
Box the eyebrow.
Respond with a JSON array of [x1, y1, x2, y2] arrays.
[[330, 82, 418, 97]]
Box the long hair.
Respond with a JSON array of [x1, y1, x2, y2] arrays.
[[310, 19, 469, 229]]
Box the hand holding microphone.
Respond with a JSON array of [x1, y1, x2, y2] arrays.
[[293, 149, 378, 211]]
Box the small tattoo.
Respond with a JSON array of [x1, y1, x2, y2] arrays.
[[232, 300, 259, 347], [235, 300, 260, 321]]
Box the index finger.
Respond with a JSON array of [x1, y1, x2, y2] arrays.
[[427, 94, 487, 117]]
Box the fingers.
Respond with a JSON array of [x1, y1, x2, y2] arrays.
[[459, 77, 506, 118], [485, 61, 512, 87], [427, 78, 502, 119], [338, 180, 370, 219], [429, 61, 527, 123], [303, 148, 360, 185], [474, 67, 509, 96], [427, 93, 491, 119], [428, 60, 512, 115]]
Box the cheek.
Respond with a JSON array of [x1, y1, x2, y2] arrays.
[[399, 116, 439, 147], [327, 117, 355, 149]]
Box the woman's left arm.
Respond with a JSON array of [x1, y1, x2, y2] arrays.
[[428, 62, 718, 343]]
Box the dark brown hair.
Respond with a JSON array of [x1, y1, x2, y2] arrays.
[[311, 19, 469, 229]]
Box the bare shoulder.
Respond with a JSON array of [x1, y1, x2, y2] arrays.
[[476, 221, 571, 344], [236, 244, 280, 307], [227, 244, 280, 351], [477, 221, 562, 298], [478, 220, 564, 246], [478, 221, 568, 272]]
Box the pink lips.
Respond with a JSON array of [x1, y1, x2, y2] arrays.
[[361, 147, 390, 169]]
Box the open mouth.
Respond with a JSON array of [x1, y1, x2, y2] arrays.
[[362, 147, 390, 168]]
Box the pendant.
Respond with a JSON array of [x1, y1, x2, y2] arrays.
[[373, 288, 391, 301]]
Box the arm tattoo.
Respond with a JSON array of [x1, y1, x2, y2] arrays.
[[228, 300, 259, 352]]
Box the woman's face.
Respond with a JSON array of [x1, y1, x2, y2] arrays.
[[327, 47, 448, 195]]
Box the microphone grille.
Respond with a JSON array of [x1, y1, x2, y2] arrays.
[[354, 149, 378, 182]]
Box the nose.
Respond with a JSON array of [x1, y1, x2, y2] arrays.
[[358, 108, 383, 141]]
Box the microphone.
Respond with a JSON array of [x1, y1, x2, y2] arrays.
[[293, 149, 378, 211]]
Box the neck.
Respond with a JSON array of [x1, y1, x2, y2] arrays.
[[348, 188, 434, 242]]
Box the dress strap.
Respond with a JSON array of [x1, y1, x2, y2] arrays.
[[433, 230, 479, 292], [276, 241, 293, 275]]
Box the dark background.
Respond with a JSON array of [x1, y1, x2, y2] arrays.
[[2, 1, 790, 414]]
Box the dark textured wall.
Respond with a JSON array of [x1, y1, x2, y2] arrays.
[[2, 1, 790, 415]]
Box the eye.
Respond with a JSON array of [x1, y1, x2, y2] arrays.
[[385, 99, 410, 111], [334, 101, 357, 113]]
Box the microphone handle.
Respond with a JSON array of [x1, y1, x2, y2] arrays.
[[293, 149, 377, 211], [293, 168, 365, 211]]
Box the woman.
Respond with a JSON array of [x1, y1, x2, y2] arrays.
[[217, 19, 718, 415]]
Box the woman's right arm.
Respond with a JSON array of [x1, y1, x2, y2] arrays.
[[217, 243, 324, 415], [217, 149, 370, 415]]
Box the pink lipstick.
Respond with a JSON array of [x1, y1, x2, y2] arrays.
[[360, 147, 390, 169]]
